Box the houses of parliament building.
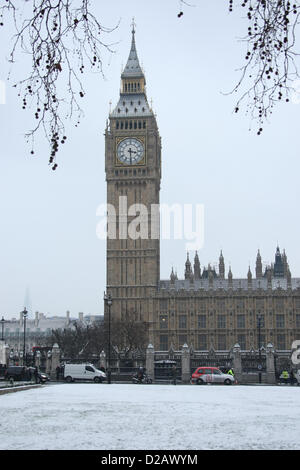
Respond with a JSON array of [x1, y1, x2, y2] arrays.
[[104, 25, 300, 352]]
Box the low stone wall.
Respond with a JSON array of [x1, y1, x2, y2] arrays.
[[0, 383, 42, 395]]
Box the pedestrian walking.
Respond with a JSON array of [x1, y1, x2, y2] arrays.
[[34, 366, 39, 384], [56, 365, 60, 381]]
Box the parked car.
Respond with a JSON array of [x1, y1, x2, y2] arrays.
[[4, 366, 50, 383], [63, 363, 106, 383], [27, 367, 50, 383], [37, 371, 50, 383], [4, 366, 30, 381], [191, 367, 236, 385]]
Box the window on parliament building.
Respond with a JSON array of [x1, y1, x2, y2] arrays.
[[277, 334, 286, 350], [179, 315, 187, 329], [237, 334, 246, 350], [237, 314, 245, 329], [198, 334, 207, 350], [276, 314, 285, 329], [159, 315, 168, 329], [197, 314, 206, 329], [217, 335, 226, 350], [159, 335, 168, 351], [217, 315, 226, 329], [178, 335, 187, 347]]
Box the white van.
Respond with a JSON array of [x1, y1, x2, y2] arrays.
[[63, 363, 106, 383]]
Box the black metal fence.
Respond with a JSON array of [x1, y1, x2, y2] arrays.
[[241, 352, 266, 373], [154, 359, 179, 381], [190, 353, 232, 375]]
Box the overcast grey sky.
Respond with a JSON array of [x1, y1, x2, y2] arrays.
[[1, 0, 300, 319]]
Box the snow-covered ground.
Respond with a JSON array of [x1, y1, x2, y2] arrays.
[[0, 383, 299, 450]]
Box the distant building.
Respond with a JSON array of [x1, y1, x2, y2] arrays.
[[3, 311, 103, 353]]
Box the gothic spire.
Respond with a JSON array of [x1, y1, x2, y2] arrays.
[[121, 20, 145, 80], [274, 245, 284, 278], [170, 267, 176, 284], [219, 250, 225, 279], [185, 252, 193, 280], [247, 266, 252, 286], [110, 22, 151, 117], [194, 251, 201, 280], [256, 249, 262, 279]]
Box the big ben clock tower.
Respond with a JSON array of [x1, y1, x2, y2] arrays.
[[105, 23, 161, 324]]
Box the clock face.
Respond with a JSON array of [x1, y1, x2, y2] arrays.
[[117, 138, 144, 165]]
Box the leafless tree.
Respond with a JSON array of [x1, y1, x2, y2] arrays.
[[0, 0, 117, 169], [227, 0, 300, 134], [49, 314, 148, 360]]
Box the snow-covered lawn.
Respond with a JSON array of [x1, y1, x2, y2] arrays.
[[0, 383, 299, 450]]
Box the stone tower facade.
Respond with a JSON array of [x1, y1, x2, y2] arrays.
[[105, 27, 300, 353], [105, 25, 161, 324]]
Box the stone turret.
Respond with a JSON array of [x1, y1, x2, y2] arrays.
[[184, 252, 193, 280], [274, 246, 284, 278], [170, 267, 176, 284], [219, 250, 225, 279], [194, 251, 201, 280], [247, 266, 252, 287], [266, 267, 272, 288], [256, 249, 262, 278]]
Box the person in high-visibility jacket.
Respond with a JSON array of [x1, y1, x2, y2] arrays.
[[281, 370, 289, 385], [227, 368, 234, 376]]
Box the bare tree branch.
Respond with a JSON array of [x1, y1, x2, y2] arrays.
[[0, 0, 118, 169], [227, 0, 300, 133]]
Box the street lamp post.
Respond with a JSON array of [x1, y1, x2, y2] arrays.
[[22, 308, 28, 366], [104, 293, 112, 384], [257, 314, 263, 384], [0, 316, 5, 341]]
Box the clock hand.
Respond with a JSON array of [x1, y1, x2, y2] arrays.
[[128, 147, 137, 156]]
